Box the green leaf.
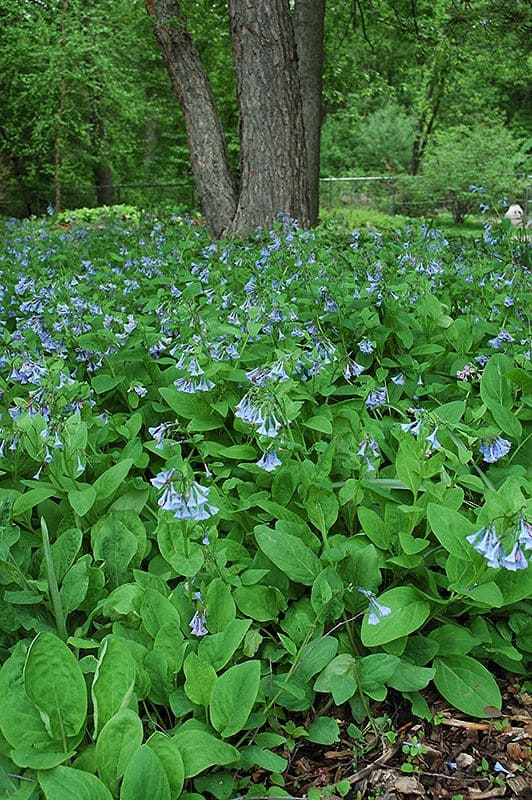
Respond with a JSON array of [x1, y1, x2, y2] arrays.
[[303, 415, 333, 434], [156, 520, 204, 577], [361, 587, 431, 646], [428, 624, 480, 656], [198, 619, 251, 671], [234, 585, 286, 621], [306, 717, 340, 744], [24, 633, 87, 742], [92, 374, 125, 394], [0, 648, 54, 750], [387, 662, 435, 692], [91, 518, 137, 588], [304, 485, 339, 535], [95, 709, 143, 791], [313, 654, 357, 705], [171, 729, 239, 777], [210, 661, 261, 737], [433, 656, 502, 717], [255, 526, 320, 585], [140, 588, 181, 638], [10, 748, 75, 769], [204, 578, 236, 634], [60, 556, 90, 616], [357, 507, 391, 549], [39, 766, 113, 800], [480, 354, 512, 410], [93, 459, 134, 501], [68, 484, 96, 517], [91, 637, 136, 737], [147, 733, 185, 800], [427, 503, 477, 559], [12, 488, 56, 517], [488, 402, 521, 438], [184, 653, 217, 707], [120, 745, 170, 800], [395, 438, 422, 493]]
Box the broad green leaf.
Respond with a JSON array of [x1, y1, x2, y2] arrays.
[[357, 654, 400, 691], [395, 438, 422, 493], [91, 517, 137, 588], [68, 484, 96, 516], [120, 745, 170, 800], [429, 624, 481, 655], [358, 507, 391, 549], [147, 733, 185, 800], [303, 415, 333, 434], [39, 766, 112, 800], [238, 745, 288, 772], [157, 520, 204, 576], [234, 585, 287, 621], [93, 459, 134, 501], [50, 528, 83, 583], [480, 354, 512, 409], [304, 485, 339, 535], [24, 633, 87, 742], [198, 619, 251, 671], [306, 717, 340, 745], [171, 729, 239, 777], [92, 374, 125, 394], [361, 587, 431, 646], [12, 488, 56, 517], [95, 709, 143, 791], [10, 748, 75, 769], [184, 653, 217, 707], [204, 578, 236, 634], [60, 555, 91, 616], [0, 647, 53, 749], [313, 654, 357, 705], [140, 588, 181, 638], [427, 503, 477, 559], [387, 661, 435, 692], [91, 637, 136, 736], [488, 402, 521, 438], [434, 655, 502, 717], [255, 526, 320, 585], [297, 636, 339, 682], [210, 660, 261, 737]]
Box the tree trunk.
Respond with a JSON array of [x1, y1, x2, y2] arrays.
[[93, 161, 115, 205], [293, 0, 325, 226], [227, 0, 310, 234], [144, 0, 237, 236]]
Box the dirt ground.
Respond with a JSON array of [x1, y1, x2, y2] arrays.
[[268, 679, 532, 800]]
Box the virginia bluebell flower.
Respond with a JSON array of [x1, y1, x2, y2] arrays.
[[365, 387, 387, 408], [426, 427, 441, 450], [189, 609, 208, 636], [355, 587, 392, 625], [256, 449, 282, 472], [488, 330, 514, 348], [358, 339, 374, 355], [479, 436, 511, 463]]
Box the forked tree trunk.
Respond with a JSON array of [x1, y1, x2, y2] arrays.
[[145, 0, 315, 236], [226, 0, 310, 233], [293, 0, 325, 226], [144, 0, 237, 236]]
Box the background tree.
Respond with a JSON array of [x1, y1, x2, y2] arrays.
[[144, 0, 325, 235]]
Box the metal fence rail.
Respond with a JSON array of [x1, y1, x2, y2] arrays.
[[1, 176, 529, 219]]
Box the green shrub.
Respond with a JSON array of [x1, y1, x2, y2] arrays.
[[419, 123, 525, 223]]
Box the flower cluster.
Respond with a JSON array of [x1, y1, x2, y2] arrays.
[[151, 470, 219, 521], [479, 436, 511, 463], [467, 518, 530, 571]]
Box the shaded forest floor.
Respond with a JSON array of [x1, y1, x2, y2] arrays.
[[263, 679, 532, 800]]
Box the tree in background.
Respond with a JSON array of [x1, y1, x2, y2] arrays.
[[144, 0, 325, 236]]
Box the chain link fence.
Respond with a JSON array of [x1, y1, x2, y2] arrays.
[[319, 175, 530, 220], [1, 176, 529, 221]]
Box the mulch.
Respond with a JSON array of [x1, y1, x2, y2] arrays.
[[264, 679, 532, 800]]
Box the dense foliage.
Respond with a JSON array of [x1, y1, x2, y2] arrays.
[[0, 0, 528, 216], [0, 209, 530, 798]]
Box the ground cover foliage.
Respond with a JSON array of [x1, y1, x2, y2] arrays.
[[0, 209, 530, 799]]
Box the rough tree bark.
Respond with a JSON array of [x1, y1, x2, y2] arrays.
[[293, 0, 325, 227], [145, 0, 321, 236], [144, 0, 237, 236], [226, 0, 310, 233]]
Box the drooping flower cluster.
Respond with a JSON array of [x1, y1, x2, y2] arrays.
[[466, 518, 530, 571], [150, 469, 219, 521], [479, 436, 511, 463]]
